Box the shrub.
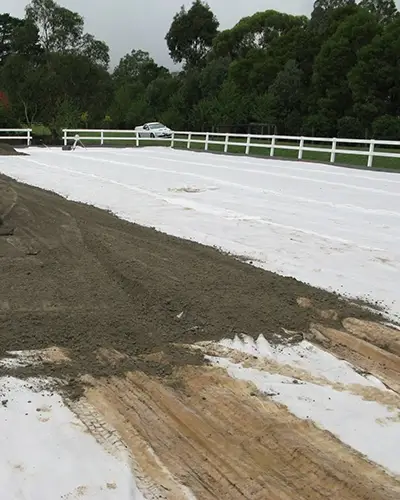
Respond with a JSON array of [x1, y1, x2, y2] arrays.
[[372, 115, 400, 140], [337, 116, 363, 138]]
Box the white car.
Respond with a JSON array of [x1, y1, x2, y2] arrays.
[[135, 122, 172, 138]]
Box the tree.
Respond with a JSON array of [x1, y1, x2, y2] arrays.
[[26, 0, 84, 53], [190, 98, 218, 130], [211, 80, 252, 126], [78, 34, 110, 68], [1, 1, 399, 139], [108, 80, 147, 128], [212, 10, 308, 97], [0, 103, 19, 127], [311, 0, 356, 32], [113, 50, 167, 86], [113, 49, 152, 82], [159, 106, 185, 131], [145, 76, 179, 118], [213, 10, 307, 59], [10, 18, 42, 60], [372, 115, 400, 139], [311, 9, 380, 122], [199, 57, 230, 98], [349, 17, 400, 123], [0, 14, 41, 64], [102, 114, 112, 129], [251, 93, 274, 124], [268, 60, 305, 134], [166, 0, 219, 67], [228, 49, 280, 94], [180, 68, 203, 108], [1, 48, 111, 128], [302, 113, 336, 137], [125, 97, 150, 128], [337, 116, 363, 137], [312, 0, 356, 14], [139, 61, 169, 87], [25, 0, 109, 67], [53, 96, 80, 129], [44, 52, 112, 124], [359, 0, 399, 24], [0, 14, 23, 63], [110, 49, 170, 127], [0, 91, 9, 109], [0, 53, 46, 125]]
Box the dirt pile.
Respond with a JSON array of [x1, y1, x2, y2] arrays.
[[2, 174, 400, 498], [0, 143, 27, 156], [0, 174, 382, 394]]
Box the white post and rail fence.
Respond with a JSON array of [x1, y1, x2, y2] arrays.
[[61, 129, 400, 168], [1, 128, 399, 168], [0, 128, 31, 146]]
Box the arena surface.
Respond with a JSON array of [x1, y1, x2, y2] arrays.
[[1, 146, 399, 499]]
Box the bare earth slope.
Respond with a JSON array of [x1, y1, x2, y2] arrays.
[[0, 174, 378, 381], [1, 173, 400, 499]]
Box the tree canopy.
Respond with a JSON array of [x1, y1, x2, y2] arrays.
[[0, 0, 399, 139], [166, 0, 219, 67]]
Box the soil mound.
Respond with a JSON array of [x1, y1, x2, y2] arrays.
[[0, 143, 27, 156], [0, 174, 382, 395]]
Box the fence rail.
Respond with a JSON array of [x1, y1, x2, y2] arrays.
[[0, 128, 32, 146], [62, 129, 400, 168]]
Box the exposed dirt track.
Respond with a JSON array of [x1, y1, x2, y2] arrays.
[[308, 320, 400, 394], [1, 174, 400, 498], [80, 364, 400, 500]]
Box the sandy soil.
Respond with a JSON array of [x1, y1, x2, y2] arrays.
[[1, 173, 399, 498], [308, 320, 400, 394], [77, 363, 399, 500]]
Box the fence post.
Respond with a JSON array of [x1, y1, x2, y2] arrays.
[[63, 129, 67, 146], [270, 136, 276, 157], [136, 132, 139, 147], [187, 132, 192, 149], [205, 132, 210, 151], [171, 132, 175, 148], [100, 130, 104, 146], [224, 134, 229, 153], [298, 137, 304, 160], [367, 139, 375, 167], [245, 134, 251, 155], [330, 138, 337, 163], [27, 129, 31, 147]]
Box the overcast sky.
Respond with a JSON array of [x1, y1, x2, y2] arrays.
[[5, 1, 400, 68]]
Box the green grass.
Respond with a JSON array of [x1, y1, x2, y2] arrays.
[[64, 131, 400, 170]]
